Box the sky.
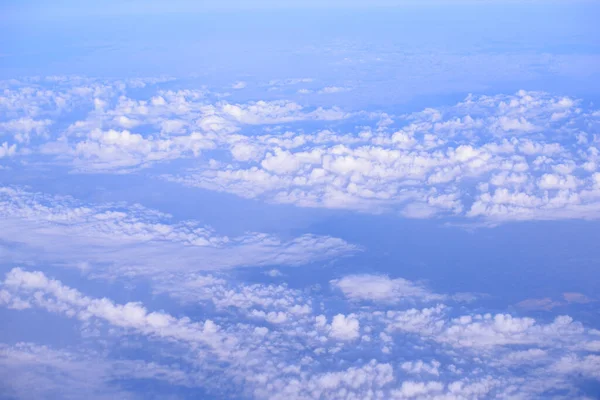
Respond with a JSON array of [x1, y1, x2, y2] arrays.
[[1, 1, 600, 399]]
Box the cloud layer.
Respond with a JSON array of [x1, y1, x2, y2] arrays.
[[2, 266, 600, 399], [2, 77, 599, 223], [0, 186, 357, 277], [2, 76, 600, 399]]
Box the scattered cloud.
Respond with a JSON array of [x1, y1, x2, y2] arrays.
[[331, 274, 442, 303], [517, 292, 596, 310], [318, 86, 351, 94], [0, 186, 359, 277], [3, 78, 600, 224], [2, 76, 600, 399], [563, 292, 595, 304], [2, 267, 600, 399]]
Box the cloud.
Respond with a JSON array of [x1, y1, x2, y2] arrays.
[[331, 274, 442, 303], [3, 266, 600, 399], [4, 77, 600, 223], [2, 76, 600, 397], [563, 292, 595, 304], [0, 342, 202, 400], [0, 117, 52, 143], [516, 297, 563, 311], [265, 269, 283, 277], [0, 186, 359, 277], [400, 360, 441, 376], [0, 268, 256, 382], [0, 269, 391, 398], [0, 142, 17, 158], [42, 128, 214, 172], [0, 343, 130, 400], [2, 79, 349, 172], [318, 86, 351, 94], [152, 272, 314, 323], [162, 90, 600, 223]]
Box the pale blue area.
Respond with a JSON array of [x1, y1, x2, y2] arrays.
[[2, 3, 600, 104]]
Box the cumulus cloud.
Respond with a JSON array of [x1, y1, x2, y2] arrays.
[[163, 90, 600, 223], [0, 268, 248, 367], [0, 342, 212, 400], [331, 274, 442, 303], [3, 77, 600, 399], [0, 142, 17, 158], [267, 78, 313, 87], [400, 360, 441, 377], [2, 79, 349, 172], [318, 86, 351, 94], [329, 314, 361, 340], [0, 117, 52, 143], [3, 267, 600, 399], [4, 77, 600, 223]]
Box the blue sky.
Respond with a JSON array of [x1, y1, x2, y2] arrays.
[[1, 1, 600, 399]]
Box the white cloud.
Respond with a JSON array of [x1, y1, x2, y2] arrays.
[[517, 297, 563, 311], [563, 292, 594, 304], [0, 142, 17, 158], [267, 78, 313, 87], [552, 354, 600, 380], [5, 77, 600, 223], [0, 342, 204, 399], [0, 187, 358, 276], [0, 268, 247, 367], [265, 269, 283, 277], [3, 77, 600, 398], [331, 274, 442, 303], [329, 314, 360, 340], [400, 360, 441, 376], [161, 90, 599, 223], [43, 128, 213, 172], [0, 117, 52, 143], [3, 266, 600, 399]]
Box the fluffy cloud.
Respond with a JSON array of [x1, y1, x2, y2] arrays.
[[1, 78, 349, 172], [329, 314, 361, 340], [2, 267, 600, 399], [2, 77, 600, 399], [4, 77, 600, 223], [318, 86, 351, 94], [1, 268, 235, 355], [0, 142, 16, 158], [164, 90, 600, 222], [232, 81, 247, 90], [0, 117, 52, 143], [331, 274, 442, 303], [400, 360, 441, 376]]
